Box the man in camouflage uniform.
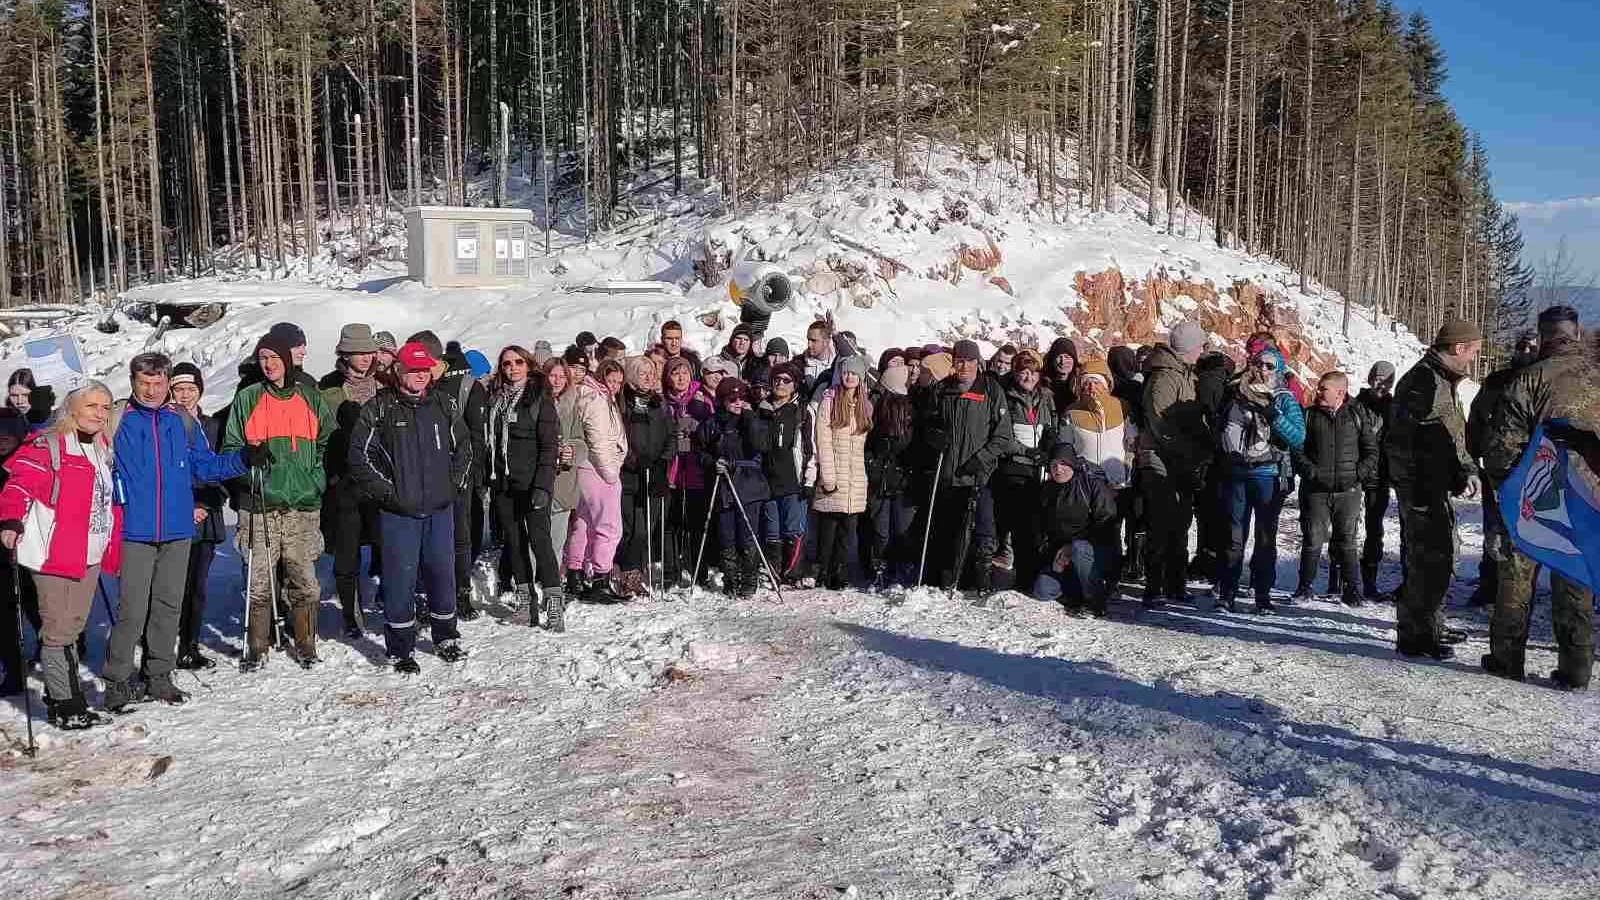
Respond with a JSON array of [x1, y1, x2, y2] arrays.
[[1479, 306, 1597, 690], [1465, 334, 1538, 608], [1384, 319, 1481, 660]]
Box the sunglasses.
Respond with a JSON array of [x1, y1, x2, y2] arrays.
[[773, 375, 794, 384]]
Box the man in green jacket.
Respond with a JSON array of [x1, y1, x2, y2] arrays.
[[1136, 321, 1211, 608], [223, 329, 336, 670], [1384, 318, 1480, 660], [1478, 306, 1598, 689]]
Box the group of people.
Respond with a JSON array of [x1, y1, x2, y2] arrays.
[[2, 304, 1597, 733]]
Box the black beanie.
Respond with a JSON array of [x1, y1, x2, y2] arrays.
[[171, 362, 205, 394], [254, 331, 300, 378], [267, 321, 307, 348]]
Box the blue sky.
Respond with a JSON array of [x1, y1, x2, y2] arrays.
[[1424, 1, 1600, 273]]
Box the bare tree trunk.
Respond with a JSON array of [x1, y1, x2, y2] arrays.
[[141, 2, 165, 282]]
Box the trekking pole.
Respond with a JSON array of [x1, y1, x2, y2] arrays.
[[917, 452, 945, 586], [690, 477, 722, 588], [644, 469, 654, 594], [94, 575, 117, 626], [243, 473, 256, 655], [10, 554, 35, 757], [720, 471, 784, 601]]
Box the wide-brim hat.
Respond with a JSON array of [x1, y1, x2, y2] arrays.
[[336, 323, 379, 355]]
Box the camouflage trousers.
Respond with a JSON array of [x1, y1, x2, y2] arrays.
[[1491, 550, 1595, 685], [1394, 489, 1459, 648], [236, 509, 325, 658]]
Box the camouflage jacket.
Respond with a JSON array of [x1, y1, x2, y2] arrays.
[[1480, 342, 1600, 483], [1384, 350, 1473, 500]]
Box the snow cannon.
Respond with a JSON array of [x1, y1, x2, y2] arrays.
[[727, 262, 794, 341]]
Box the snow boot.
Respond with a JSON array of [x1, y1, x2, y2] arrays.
[[720, 549, 743, 597], [435, 639, 467, 663], [1341, 588, 1365, 608], [762, 540, 784, 581], [1550, 668, 1590, 691], [1124, 533, 1146, 584], [46, 695, 108, 731], [1396, 640, 1454, 661], [1555, 646, 1593, 691], [871, 562, 890, 591], [175, 645, 216, 671], [291, 606, 320, 669], [514, 582, 535, 627], [564, 569, 587, 599], [144, 673, 189, 705], [392, 656, 421, 676], [584, 570, 627, 603], [739, 548, 763, 597], [457, 587, 481, 621], [100, 678, 138, 713], [544, 586, 567, 633], [1361, 564, 1380, 601], [1480, 652, 1525, 682]]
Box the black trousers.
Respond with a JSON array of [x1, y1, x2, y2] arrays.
[[619, 489, 668, 573], [868, 494, 918, 570], [1299, 488, 1362, 594], [178, 539, 218, 651], [1140, 467, 1198, 600], [991, 474, 1043, 587], [1, 553, 41, 690], [814, 511, 859, 587], [453, 486, 487, 597], [494, 489, 561, 590], [667, 487, 711, 585], [327, 483, 381, 626], [913, 484, 996, 590]]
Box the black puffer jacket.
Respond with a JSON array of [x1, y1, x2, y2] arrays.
[[622, 389, 673, 497], [865, 395, 917, 498], [697, 409, 772, 507], [437, 357, 490, 489], [347, 387, 471, 517], [760, 396, 812, 497], [1033, 464, 1120, 552], [1352, 388, 1391, 487], [998, 379, 1058, 481], [498, 381, 559, 496], [915, 371, 1013, 488], [1293, 402, 1378, 493]]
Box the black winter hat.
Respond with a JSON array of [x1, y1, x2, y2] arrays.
[[267, 321, 308, 348], [765, 337, 790, 357], [254, 330, 300, 377], [170, 362, 205, 394]]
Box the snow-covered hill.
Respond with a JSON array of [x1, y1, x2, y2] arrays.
[[6, 146, 1423, 407]]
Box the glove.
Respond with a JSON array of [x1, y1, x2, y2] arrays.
[[924, 428, 950, 454], [241, 443, 275, 469], [715, 459, 730, 476], [530, 487, 551, 510], [956, 457, 985, 479]]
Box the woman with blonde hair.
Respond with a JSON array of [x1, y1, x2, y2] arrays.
[[812, 355, 873, 589], [0, 381, 122, 729]]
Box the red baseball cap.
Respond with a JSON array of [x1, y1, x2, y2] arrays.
[[396, 342, 438, 372]]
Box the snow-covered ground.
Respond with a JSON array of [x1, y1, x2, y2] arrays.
[[4, 493, 1598, 900]]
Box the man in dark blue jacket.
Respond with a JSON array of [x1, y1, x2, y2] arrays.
[[102, 353, 261, 711], [347, 342, 471, 674]]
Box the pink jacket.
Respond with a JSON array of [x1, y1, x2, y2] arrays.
[[0, 433, 124, 578], [664, 382, 713, 490], [575, 375, 628, 485]]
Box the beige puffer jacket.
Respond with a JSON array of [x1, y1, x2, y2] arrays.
[[574, 375, 629, 485], [813, 387, 870, 514]]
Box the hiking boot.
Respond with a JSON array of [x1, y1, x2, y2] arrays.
[[46, 696, 108, 731], [1340, 590, 1365, 608], [1550, 669, 1590, 691], [544, 586, 567, 633], [1254, 598, 1276, 615], [457, 588, 481, 621], [1397, 641, 1454, 661], [100, 678, 138, 713], [435, 640, 467, 663], [175, 646, 216, 671], [144, 673, 189, 705], [514, 583, 535, 627], [1480, 653, 1525, 682], [1289, 587, 1318, 604], [392, 656, 421, 676]]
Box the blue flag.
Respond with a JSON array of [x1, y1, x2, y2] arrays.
[[1500, 420, 1600, 592]]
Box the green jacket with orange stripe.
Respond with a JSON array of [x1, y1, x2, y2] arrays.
[[222, 379, 336, 512]]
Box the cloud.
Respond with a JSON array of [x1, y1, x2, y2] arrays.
[[1503, 196, 1600, 276]]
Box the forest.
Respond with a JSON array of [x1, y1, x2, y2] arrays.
[[0, 0, 1535, 364]]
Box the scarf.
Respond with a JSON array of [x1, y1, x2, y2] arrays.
[[488, 380, 529, 482]]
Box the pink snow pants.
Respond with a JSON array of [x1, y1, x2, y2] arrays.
[[563, 466, 623, 575]]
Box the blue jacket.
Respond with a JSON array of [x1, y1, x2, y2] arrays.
[[114, 401, 247, 543]]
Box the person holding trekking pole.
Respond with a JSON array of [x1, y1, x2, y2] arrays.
[[910, 342, 1011, 594], [0, 382, 122, 729]]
